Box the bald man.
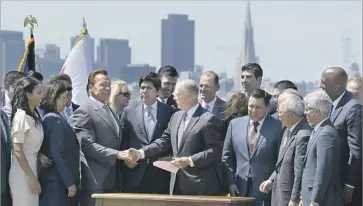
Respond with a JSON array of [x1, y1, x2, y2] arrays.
[[320, 67, 362, 206]]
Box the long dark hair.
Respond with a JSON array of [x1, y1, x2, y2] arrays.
[[11, 76, 41, 125], [40, 79, 67, 114]]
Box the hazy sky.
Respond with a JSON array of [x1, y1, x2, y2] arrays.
[[1, 1, 362, 82]]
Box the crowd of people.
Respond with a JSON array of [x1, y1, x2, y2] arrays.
[[0, 63, 362, 206]]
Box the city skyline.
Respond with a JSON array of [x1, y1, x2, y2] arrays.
[[1, 1, 362, 82]]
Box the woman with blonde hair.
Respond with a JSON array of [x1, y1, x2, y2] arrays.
[[221, 92, 249, 140], [109, 80, 131, 118]]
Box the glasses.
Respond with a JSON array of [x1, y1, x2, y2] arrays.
[[119, 92, 131, 98], [66, 87, 73, 91]]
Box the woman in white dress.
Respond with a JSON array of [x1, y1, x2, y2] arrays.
[[9, 76, 43, 206]]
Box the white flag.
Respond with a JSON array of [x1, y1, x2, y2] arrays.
[[60, 33, 93, 106]]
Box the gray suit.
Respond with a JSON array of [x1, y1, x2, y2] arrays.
[[270, 118, 311, 206], [72, 98, 123, 205], [121, 101, 175, 193], [222, 115, 282, 202], [330, 91, 362, 206], [301, 119, 343, 206], [143, 105, 222, 195]]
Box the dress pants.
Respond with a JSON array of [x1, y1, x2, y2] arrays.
[[246, 177, 271, 206]]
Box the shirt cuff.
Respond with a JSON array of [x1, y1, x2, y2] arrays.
[[138, 149, 145, 159], [311, 201, 319, 206], [188, 157, 194, 167], [345, 184, 355, 188]]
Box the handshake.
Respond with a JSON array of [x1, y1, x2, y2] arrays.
[[117, 148, 142, 169]]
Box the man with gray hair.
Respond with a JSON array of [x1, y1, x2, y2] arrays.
[[300, 90, 343, 206], [129, 79, 223, 195], [260, 93, 311, 206]]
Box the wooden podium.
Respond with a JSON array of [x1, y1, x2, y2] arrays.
[[92, 193, 254, 206]]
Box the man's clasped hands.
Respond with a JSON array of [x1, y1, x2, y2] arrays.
[[116, 148, 192, 169]]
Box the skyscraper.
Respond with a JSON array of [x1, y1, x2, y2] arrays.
[[97, 38, 131, 79], [234, 1, 259, 91], [0, 30, 25, 85], [161, 14, 195, 72]]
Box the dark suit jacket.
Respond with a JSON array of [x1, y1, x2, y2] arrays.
[[210, 97, 226, 120], [72, 98, 123, 192], [143, 105, 222, 195], [0, 110, 11, 206], [222, 115, 282, 199], [270, 118, 311, 205], [329, 91, 362, 189], [166, 95, 178, 110], [121, 101, 175, 192], [40, 112, 80, 206], [301, 119, 343, 206]]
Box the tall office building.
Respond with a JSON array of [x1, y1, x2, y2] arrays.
[[161, 14, 195, 72], [0, 30, 25, 86], [97, 38, 131, 79], [234, 1, 259, 91], [71, 35, 95, 63], [36, 44, 64, 80]]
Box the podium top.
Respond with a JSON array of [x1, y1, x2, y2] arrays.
[[92, 193, 254, 203]]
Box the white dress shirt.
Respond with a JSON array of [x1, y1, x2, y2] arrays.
[[200, 96, 217, 112]]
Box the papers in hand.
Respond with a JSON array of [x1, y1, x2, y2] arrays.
[[153, 159, 179, 174]]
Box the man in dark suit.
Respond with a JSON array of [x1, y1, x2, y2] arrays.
[[320, 67, 362, 206], [222, 89, 282, 206], [1, 110, 11, 206], [260, 94, 311, 206], [301, 90, 343, 206], [121, 72, 175, 194], [157, 65, 178, 109], [72, 69, 131, 205], [199, 71, 226, 119], [129, 79, 222, 195]]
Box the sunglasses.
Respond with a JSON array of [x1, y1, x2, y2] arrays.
[[66, 87, 73, 91], [119, 92, 131, 98]]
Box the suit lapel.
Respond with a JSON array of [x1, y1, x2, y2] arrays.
[[172, 112, 183, 156], [150, 102, 163, 142], [212, 98, 221, 117], [277, 135, 295, 165], [90, 100, 119, 138], [330, 92, 349, 123], [245, 118, 252, 157], [135, 104, 149, 144], [251, 117, 270, 158], [330, 107, 343, 123], [177, 106, 202, 154], [304, 122, 325, 163]]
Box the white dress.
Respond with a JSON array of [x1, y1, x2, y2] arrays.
[[9, 109, 44, 206]]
